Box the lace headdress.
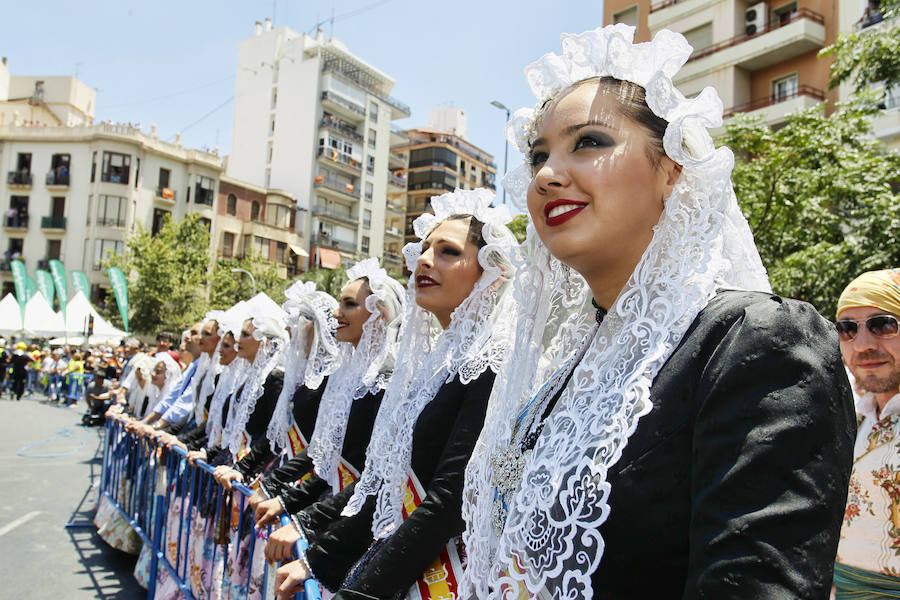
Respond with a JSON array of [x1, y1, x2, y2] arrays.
[[267, 281, 342, 453], [206, 302, 249, 445], [342, 188, 520, 540], [308, 258, 405, 493], [193, 309, 225, 426], [223, 293, 288, 458], [460, 25, 771, 598], [147, 352, 183, 415]]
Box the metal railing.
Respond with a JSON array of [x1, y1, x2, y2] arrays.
[[687, 9, 825, 63], [41, 215, 67, 229], [4, 214, 28, 228], [387, 172, 407, 188], [313, 206, 359, 228], [317, 147, 362, 172], [319, 116, 364, 142], [312, 234, 357, 254], [321, 91, 366, 117], [46, 171, 70, 186], [314, 176, 360, 200], [99, 419, 319, 599], [7, 171, 33, 185], [723, 85, 825, 118]]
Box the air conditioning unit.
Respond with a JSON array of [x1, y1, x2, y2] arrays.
[[745, 2, 768, 35]]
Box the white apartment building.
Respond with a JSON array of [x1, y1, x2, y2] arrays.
[[0, 102, 223, 302], [227, 19, 410, 269]]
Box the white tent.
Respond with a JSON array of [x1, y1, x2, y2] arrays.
[[62, 291, 127, 343], [0, 293, 23, 335], [22, 293, 66, 337]]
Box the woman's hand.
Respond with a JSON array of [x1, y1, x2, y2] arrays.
[[265, 523, 300, 563], [254, 497, 283, 528], [214, 467, 243, 490], [186, 448, 207, 465], [247, 489, 266, 513], [274, 559, 310, 599]]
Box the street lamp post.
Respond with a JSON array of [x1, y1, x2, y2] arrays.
[[490, 100, 511, 206], [231, 268, 256, 297]]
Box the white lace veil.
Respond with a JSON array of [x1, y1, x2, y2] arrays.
[[223, 293, 288, 458], [342, 188, 520, 540], [147, 352, 183, 415], [460, 26, 771, 599], [206, 302, 249, 445], [267, 281, 342, 453], [308, 258, 405, 494], [192, 310, 225, 426]]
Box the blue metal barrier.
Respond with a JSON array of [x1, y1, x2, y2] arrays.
[[98, 418, 320, 599]]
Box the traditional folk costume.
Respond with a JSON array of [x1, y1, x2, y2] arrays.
[[296, 189, 518, 599], [834, 269, 900, 599], [460, 25, 856, 600]]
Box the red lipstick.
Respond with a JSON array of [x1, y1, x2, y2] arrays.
[[544, 199, 588, 227]]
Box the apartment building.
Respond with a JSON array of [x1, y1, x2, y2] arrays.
[[228, 19, 410, 270], [390, 109, 497, 261], [213, 175, 307, 277], [603, 0, 898, 147]]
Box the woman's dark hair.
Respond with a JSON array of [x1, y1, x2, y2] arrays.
[[443, 214, 487, 248], [533, 76, 669, 168]]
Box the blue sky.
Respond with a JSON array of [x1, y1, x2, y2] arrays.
[[3, 0, 605, 190]]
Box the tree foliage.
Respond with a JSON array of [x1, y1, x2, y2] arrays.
[[106, 213, 211, 335], [508, 214, 529, 243], [820, 0, 900, 91], [209, 251, 294, 309], [723, 91, 900, 318], [297, 266, 349, 298]]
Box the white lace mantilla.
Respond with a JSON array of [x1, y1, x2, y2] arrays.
[[459, 25, 771, 599], [342, 189, 520, 539], [206, 358, 247, 447], [267, 283, 341, 453], [223, 338, 285, 458]]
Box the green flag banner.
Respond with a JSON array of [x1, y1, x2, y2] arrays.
[[71, 270, 91, 300], [35, 270, 55, 307], [107, 266, 129, 332], [24, 275, 36, 303], [48, 259, 68, 313], [10, 260, 27, 318]]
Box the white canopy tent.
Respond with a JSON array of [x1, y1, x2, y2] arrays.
[[23, 293, 66, 337], [58, 291, 127, 344], [0, 293, 23, 335]]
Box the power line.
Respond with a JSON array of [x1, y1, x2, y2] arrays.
[[174, 95, 234, 137], [99, 75, 235, 110], [307, 0, 393, 34]]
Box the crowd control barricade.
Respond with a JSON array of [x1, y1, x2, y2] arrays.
[[98, 417, 321, 599]]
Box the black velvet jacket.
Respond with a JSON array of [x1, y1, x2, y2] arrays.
[[262, 387, 384, 512], [537, 290, 854, 599], [299, 369, 496, 598]]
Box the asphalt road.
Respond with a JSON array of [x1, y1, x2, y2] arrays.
[[0, 392, 145, 599]]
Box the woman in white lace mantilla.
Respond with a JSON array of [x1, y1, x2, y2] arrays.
[[252, 260, 405, 543], [460, 25, 855, 599], [274, 188, 519, 600]]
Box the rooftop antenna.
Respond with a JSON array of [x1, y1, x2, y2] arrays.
[[329, 5, 335, 38]]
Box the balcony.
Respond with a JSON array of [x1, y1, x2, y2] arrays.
[[387, 172, 407, 190], [46, 171, 70, 187], [389, 151, 408, 169], [723, 85, 825, 118], [313, 233, 358, 254], [313, 206, 359, 228], [320, 116, 364, 143], [678, 9, 826, 81], [317, 147, 362, 176], [383, 251, 403, 267], [321, 91, 366, 122], [41, 216, 67, 231], [384, 227, 404, 240], [649, 0, 719, 28], [4, 214, 28, 230], [7, 171, 33, 187], [386, 198, 405, 214], [37, 259, 51, 270], [95, 217, 126, 228], [0, 261, 12, 272], [314, 175, 360, 202], [156, 186, 177, 204], [194, 186, 215, 206]]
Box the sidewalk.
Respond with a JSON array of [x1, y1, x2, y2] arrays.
[[0, 393, 145, 599]]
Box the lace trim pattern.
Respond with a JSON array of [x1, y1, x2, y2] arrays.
[[223, 339, 285, 458], [206, 358, 247, 446]]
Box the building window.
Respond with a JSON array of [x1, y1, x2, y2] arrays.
[[158, 167, 171, 195], [773, 1, 798, 25], [6, 196, 29, 227], [409, 147, 457, 169], [227, 193, 237, 215], [101, 151, 131, 184], [683, 23, 713, 56], [271, 88, 278, 108], [276, 241, 287, 264], [254, 236, 269, 259], [266, 204, 291, 229], [363, 209, 372, 229], [194, 176, 215, 205], [198, 218, 211, 231], [772, 73, 799, 102], [223, 232, 235, 258], [270, 116, 276, 135], [267, 142, 273, 164], [366, 156, 375, 175], [613, 5, 638, 27], [361, 235, 370, 254], [97, 195, 128, 227], [47, 239, 61, 260], [49, 153, 70, 185], [94, 239, 124, 270], [12, 153, 32, 185], [368, 128, 377, 149], [369, 102, 378, 122], [365, 182, 373, 202], [152, 208, 170, 235], [5, 237, 24, 261], [134, 158, 140, 189], [251, 201, 261, 221], [91, 151, 97, 183]]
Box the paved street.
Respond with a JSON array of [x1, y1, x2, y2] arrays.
[[0, 393, 144, 599]]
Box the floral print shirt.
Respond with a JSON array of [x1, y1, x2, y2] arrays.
[[837, 391, 900, 575]]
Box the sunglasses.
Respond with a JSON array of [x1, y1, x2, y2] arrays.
[[835, 315, 900, 342]]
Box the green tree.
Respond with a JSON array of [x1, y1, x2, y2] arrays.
[[820, 0, 900, 91], [297, 266, 349, 298], [105, 213, 211, 334], [209, 251, 295, 309], [508, 214, 529, 243], [723, 91, 900, 318]]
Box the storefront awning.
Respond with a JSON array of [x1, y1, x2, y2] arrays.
[[289, 243, 309, 258], [318, 247, 342, 269]]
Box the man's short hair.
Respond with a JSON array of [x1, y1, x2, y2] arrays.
[[156, 331, 175, 344]]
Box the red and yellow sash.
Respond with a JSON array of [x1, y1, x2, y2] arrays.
[[236, 430, 252, 461], [286, 417, 308, 458], [402, 471, 463, 600]]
